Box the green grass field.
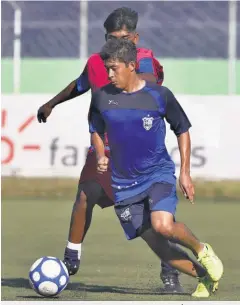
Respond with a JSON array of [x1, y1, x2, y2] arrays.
[[2, 198, 240, 301]]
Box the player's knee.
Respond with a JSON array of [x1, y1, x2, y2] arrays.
[[152, 220, 174, 239]]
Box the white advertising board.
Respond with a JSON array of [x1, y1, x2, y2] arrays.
[[1, 94, 240, 179]]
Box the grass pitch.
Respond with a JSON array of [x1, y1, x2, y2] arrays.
[[2, 198, 240, 301]]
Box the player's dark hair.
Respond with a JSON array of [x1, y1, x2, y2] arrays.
[[100, 38, 137, 65], [104, 7, 138, 33]]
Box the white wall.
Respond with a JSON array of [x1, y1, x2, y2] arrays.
[[1, 94, 240, 179]]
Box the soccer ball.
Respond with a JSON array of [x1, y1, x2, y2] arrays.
[[29, 256, 69, 297]]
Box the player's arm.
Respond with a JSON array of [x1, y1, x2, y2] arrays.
[[163, 87, 194, 203], [88, 95, 108, 172], [137, 57, 164, 84], [37, 65, 90, 123]]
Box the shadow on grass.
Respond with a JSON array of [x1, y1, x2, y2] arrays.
[[1, 277, 190, 297]]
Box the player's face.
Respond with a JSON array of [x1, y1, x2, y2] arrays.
[[106, 27, 139, 45], [105, 59, 135, 89]]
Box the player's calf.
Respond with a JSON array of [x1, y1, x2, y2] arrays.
[[151, 212, 223, 282], [63, 182, 102, 276], [63, 190, 87, 276], [68, 189, 89, 244], [151, 211, 203, 255]]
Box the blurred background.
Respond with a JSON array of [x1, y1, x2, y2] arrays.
[[1, 1, 240, 94], [1, 2, 240, 301], [1, 0, 240, 178]]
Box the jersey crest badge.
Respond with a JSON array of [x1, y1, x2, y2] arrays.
[[142, 115, 154, 131]]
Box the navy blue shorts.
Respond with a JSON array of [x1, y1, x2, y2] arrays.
[[115, 182, 178, 240]]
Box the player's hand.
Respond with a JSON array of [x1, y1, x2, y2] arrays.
[[179, 172, 195, 204], [97, 156, 109, 174], [37, 103, 53, 123]]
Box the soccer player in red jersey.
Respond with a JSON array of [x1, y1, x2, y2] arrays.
[[37, 7, 183, 293]]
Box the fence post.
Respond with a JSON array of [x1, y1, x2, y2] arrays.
[[228, 0, 237, 95], [7, 1, 22, 94], [13, 8, 21, 94], [80, 0, 88, 60]]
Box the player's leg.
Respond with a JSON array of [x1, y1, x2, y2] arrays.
[[144, 230, 184, 293], [85, 151, 184, 293], [141, 227, 206, 278], [67, 185, 93, 244], [63, 149, 114, 275], [141, 227, 217, 298], [63, 180, 103, 275], [115, 200, 215, 297], [149, 182, 223, 283]]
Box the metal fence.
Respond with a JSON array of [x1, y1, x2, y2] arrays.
[[1, 1, 240, 93]]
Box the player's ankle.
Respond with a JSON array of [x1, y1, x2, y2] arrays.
[[195, 243, 206, 257], [66, 241, 82, 260]]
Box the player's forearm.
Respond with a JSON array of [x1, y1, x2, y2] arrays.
[[177, 131, 191, 174], [47, 79, 80, 109], [91, 132, 105, 160]]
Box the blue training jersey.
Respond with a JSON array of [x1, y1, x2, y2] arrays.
[[76, 53, 160, 151], [89, 82, 191, 203]]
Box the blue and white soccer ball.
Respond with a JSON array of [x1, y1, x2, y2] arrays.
[[29, 256, 69, 297]]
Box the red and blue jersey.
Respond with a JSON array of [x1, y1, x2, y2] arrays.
[[77, 48, 163, 93]]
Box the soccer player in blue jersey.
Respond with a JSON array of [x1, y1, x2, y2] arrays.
[[89, 38, 224, 297], [37, 7, 184, 294]]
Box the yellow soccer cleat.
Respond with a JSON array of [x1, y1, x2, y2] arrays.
[[192, 276, 218, 298], [198, 243, 223, 282], [213, 281, 219, 292]]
